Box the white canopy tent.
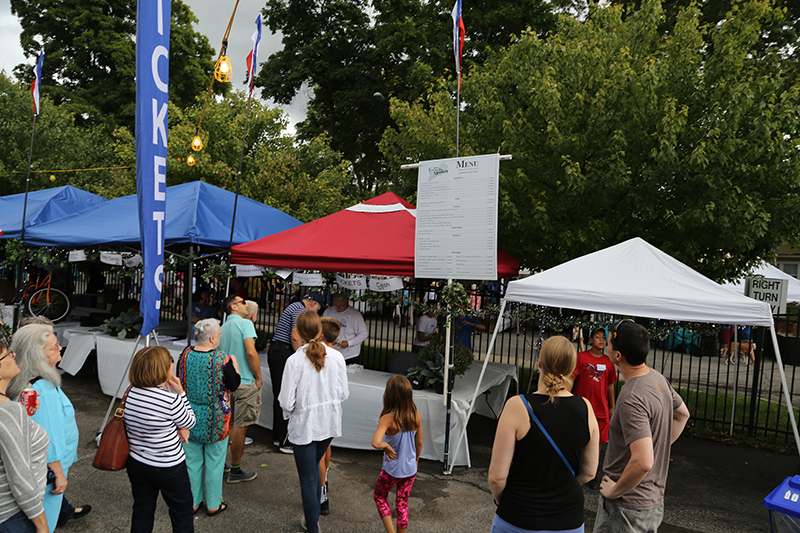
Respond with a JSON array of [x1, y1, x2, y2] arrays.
[[464, 237, 799, 471], [723, 260, 800, 305]]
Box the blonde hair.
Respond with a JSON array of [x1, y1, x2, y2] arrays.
[[245, 300, 258, 320], [296, 310, 326, 372], [320, 317, 341, 344], [129, 346, 173, 387], [539, 336, 576, 402]]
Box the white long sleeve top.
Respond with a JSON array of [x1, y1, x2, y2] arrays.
[[322, 306, 368, 360]]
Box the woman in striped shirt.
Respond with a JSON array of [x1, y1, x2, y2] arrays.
[[124, 347, 196, 533], [0, 338, 49, 532]]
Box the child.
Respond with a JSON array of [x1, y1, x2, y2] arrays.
[[372, 375, 423, 533], [569, 327, 617, 488], [318, 317, 341, 516]]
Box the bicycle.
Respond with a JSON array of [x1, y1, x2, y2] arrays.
[[20, 273, 72, 322]]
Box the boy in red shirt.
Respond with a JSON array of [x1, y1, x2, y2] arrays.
[[569, 328, 617, 488]]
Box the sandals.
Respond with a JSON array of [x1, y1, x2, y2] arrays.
[[193, 502, 205, 515], [206, 502, 228, 517]]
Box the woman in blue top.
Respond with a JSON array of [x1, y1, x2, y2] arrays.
[[371, 375, 423, 533], [7, 324, 88, 532]]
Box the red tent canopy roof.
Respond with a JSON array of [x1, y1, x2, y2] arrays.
[[231, 192, 519, 278]]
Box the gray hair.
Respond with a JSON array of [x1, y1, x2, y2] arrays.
[[7, 324, 60, 398], [194, 319, 221, 344], [19, 316, 55, 328], [245, 300, 258, 317]]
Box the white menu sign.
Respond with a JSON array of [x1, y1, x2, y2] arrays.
[[415, 154, 499, 280]]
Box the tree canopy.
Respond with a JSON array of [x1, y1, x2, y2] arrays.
[[11, 0, 220, 131], [381, 0, 800, 281]]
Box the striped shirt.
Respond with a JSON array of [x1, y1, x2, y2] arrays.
[[123, 387, 195, 468], [272, 301, 306, 345], [0, 402, 48, 522]]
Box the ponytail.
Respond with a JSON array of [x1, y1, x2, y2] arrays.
[[296, 309, 326, 372], [538, 336, 576, 403]]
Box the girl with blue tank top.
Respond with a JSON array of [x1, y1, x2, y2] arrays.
[[371, 375, 423, 533]]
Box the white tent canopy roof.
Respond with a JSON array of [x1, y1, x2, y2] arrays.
[[723, 261, 800, 304], [505, 237, 774, 327]]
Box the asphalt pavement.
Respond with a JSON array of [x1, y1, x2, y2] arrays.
[[55, 366, 796, 532]]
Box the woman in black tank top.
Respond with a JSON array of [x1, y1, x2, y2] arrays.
[[488, 336, 600, 533]]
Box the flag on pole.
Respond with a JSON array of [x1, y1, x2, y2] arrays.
[[246, 14, 263, 91], [451, 0, 464, 74], [31, 48, 44, 115]]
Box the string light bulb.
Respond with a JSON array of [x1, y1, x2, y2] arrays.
[[214, 56, 232, 82], [186, 154, 196, 166], [191, 135, 203, 151]]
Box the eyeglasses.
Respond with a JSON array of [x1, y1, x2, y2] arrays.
[[611, 319, 635, 339], [0, 351, 15, 363], [233, 299, 244, 306]]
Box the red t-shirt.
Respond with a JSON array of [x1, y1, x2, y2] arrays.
[[571, 350, 617, 421]]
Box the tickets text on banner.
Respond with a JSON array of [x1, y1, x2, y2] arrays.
[[135, 0, 171, 336], [336, 275, 367, 291]]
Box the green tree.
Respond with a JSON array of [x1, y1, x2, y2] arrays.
[[381, 0, 800, 281], [256, 0, 585, 198], [0, 73, 119, 197], [11, 0, 220, 131]]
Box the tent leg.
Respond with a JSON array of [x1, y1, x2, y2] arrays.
[[730, 328, 739, 436], [769, 325, 800, 461], [95, 334, 143, 444], [468, 299, 507, 413]]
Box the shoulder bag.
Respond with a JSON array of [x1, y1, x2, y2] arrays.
[[92, 387, 131, 471]]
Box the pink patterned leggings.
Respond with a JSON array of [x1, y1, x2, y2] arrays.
[[373, 470, 416, 529]]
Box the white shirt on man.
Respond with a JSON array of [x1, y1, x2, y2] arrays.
[[322, 305, 368, 360], [414, 314, 438, 347]]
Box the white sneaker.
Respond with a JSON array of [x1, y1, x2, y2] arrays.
[[244, 437, 253, 445]]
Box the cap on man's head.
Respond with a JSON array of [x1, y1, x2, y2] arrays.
[[304, 291, 326, 313]]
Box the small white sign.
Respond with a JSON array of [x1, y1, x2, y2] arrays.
[[293, 272, 324, 286], [0, 304, 14, 325], [100, 252, 123, 266], [274, 269, 293, 280], [235, 264, 265, 277], [336, 274, 367, 291], [68, 250, 87, 262], [746, 277, 788, 315], [369, 277, 404, 292], [123, 254, 142, 267]]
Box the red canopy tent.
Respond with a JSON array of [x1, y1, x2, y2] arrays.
[[231, 192, 520, 277]]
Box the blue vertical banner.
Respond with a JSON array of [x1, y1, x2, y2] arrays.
[[135, 0, 170, 336]]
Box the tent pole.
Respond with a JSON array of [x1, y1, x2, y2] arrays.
[[468, 298, 507, 412], [769, 325, 800, 460], [729, 327, 739, 436], [186, 245, 194, 346], [95, 334, 144, 444], [443, 278, 454, 474]]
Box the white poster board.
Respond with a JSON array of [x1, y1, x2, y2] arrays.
[[746, 277, 788, 315], [336, 274, 367, 291], [293, 272, 324, 287], [415, 154, 499, 280]]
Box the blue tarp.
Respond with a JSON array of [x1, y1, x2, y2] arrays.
[[24, 181, 302, 248], [0, 186, 108, 240]]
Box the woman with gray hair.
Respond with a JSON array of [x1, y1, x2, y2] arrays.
[[176, 318, 240, 516], [6, 324, 90, 532]]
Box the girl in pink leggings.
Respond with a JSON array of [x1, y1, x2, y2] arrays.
[[371, 375, 423, 533]]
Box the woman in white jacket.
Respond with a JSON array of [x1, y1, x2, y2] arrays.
[[279, 310, 349, 533]]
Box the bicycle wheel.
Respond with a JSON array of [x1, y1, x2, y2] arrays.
[[27, 288, 71, 322]]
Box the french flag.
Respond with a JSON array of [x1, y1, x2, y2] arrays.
[[451, 0, 464, 75], [31, 48, 44, 115], [246, 14, 262, 92]]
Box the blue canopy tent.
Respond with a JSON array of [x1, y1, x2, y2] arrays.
[[0, 186, 107, 240], [24, 181, 302, 248]]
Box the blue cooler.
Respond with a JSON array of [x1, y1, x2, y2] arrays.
[[764, 475, 800, 532]]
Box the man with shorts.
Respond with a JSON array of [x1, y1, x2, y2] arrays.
[[220, 295, 261, 483], [596, 320, 690, 532], [268, 291, 325, 453]]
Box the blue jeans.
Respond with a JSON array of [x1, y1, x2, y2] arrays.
[[492, 515, 584, 533], [0, 510, 36, 533], [293, 438, 333, 533], [126, 456, 194, 533]]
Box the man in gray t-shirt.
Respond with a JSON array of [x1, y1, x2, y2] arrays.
[[595, 320, 690, 532]]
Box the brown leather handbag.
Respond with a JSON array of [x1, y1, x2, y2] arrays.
[[92, 387, 131, 471]]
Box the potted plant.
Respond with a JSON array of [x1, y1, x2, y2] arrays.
[[407, 332, 474, 394], [102, 307, 143, 339]]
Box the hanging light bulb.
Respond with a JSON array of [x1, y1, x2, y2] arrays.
[[214, 55, 232, 82], [191, 135, 203, 151], [187, 154, 196, 166]]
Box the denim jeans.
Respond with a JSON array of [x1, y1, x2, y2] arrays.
[[293, 438, 333, 533], [126, 456, 194, 533], [0, 510, 36, 533]]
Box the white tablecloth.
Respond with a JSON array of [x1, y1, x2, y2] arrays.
[[256, 359, 517, 467], [94, 336, 183, 398], [59, 327, 104, 375]]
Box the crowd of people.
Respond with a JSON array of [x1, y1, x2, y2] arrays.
[[0, 285, 693, 533]]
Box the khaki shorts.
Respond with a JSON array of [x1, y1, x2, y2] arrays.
[[231, 382, 262, 427]]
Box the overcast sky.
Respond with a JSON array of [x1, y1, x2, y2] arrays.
[[0, 0, 308, 129]]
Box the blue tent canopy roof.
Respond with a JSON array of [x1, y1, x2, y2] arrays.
[[0, 186, 108, 240], [24, 181, 302, 248]]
